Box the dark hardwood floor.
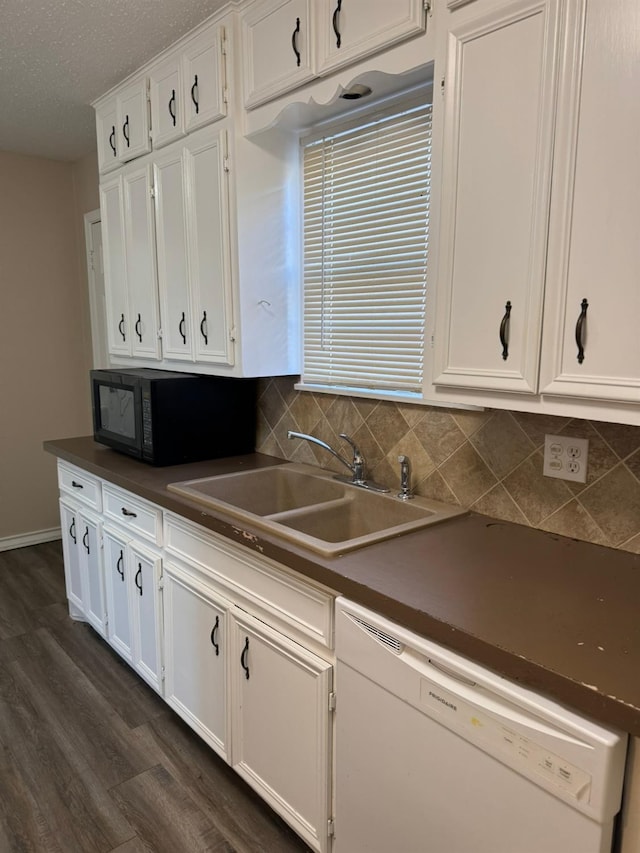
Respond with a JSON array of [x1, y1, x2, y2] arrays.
[[0, 541, 313, 852]]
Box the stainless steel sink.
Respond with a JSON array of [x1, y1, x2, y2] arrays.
[[168, 463, 465, 556]]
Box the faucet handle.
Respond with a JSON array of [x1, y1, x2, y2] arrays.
[[397, 454, 413, 500], [339, 433, 366, 483], [339, 433, 363, 462]]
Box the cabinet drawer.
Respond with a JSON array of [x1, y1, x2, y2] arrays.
[[58, 462, 102, 511], [164, 513, 334, 650], [103, 484, 162, 545]]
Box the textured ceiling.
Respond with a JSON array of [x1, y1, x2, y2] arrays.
[[0, 0, 229, 162]]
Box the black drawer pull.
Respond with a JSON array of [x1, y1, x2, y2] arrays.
[[168, 88, 177, 126], [499, 300, 512, 361], [118, 313, 126, 342], [241, 636, 250, 680], [134, 564, 143, 596], [179, 311, 187, 344], [71, 480, 84, 489], [200, 311, 208, 345], [291, 17, 301, 66], [121, 507, 137, 518], [82, 527, 90, 555], [210, 616, 220, 656], [109, 126, 117, 156], [135, 313, 142, 343], [191, 75, 199, 114], [69, 518, 77, 544], [332, 0, 342, 48], [123, 115, 130, 147], [116, 550, 125, 581], [575, 298, 589, 364]]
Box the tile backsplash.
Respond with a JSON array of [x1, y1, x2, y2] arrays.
[[256, 377, 640, 555]]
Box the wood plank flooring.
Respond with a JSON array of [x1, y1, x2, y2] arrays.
[[0, 541, 313, 853]]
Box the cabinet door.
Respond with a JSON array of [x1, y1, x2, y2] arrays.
[[316, 0, 425, 76], [129, 542, 163, 694], [540, 0, 640, 406], [149, 55, 185, 149], [153, 146, 194, 361], [432, 0, 562, 394], [78, 511, 106, 637], [183, 26, 227, 134], [96, 99, 120, 174], [116, 79, 151, 163], [242, 0, 315, 109], [100, 177, 131, 357], [185, 129, 234, 365], [103, 527, 134, 663], [122, 165, 162, 359], [163, 562, 229, 760], [59, 500, 84, 616], [231, 611, 333, 853]]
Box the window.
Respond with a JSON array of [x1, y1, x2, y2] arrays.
[[300, 94, 432, 399]]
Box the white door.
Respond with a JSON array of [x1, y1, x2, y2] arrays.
[[122, 164, 161, 360], [78, 511, 106, 637], [316, 0, 425, 75], [186, 129, 234, 365], [59, 500, 84, 615], [231, 610, 333, 853], [100, 177, 131, 358], [129, 541, 163, 694], [432, 0, 563, 394], [103, 527, 133, 663], [154, 144, 194, 361], [116, 79, 152, 163], [540, 0, 640, 406], [84, 212, 110, 368], [163, 562, 229, 760], [242, 0, 316, 109], [149, 54, 185, 149], [182, 26, 227, 133]]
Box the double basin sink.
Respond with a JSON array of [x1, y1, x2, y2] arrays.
[[168, 463, 465, 556]]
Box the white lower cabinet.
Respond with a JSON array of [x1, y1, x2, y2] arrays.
[[59, 498, 106, 636], [230, 609, 333, 853], [59, 472, 335, 851], [103, 524, 164, 693], [163, 560, 230, 761]]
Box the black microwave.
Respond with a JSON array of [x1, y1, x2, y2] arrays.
[[90, 368, 257, 466]]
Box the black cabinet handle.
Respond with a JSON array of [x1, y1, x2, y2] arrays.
[[118, 313, 126, 342], [191, 75, 199, 114], [575, 298, 589, 364], [291, 17, 301, 66], [210, 616, 220, 656], [71, 480, 84, 489], [200, 311, 208, 345], [109, 126, 117, 157], [168, 88, 177, 127], [123, 115, 130, 147], [499, 300, 512, 361], [116, 550, 124, 581], [179, 311, 187, 344], [240, 636, 250, 680], [69, 518, 77, 544], [134, 564, 143, 597], [332, 0, 342, 48], [121, 507, 137, 518], [135, 313, 142, 343], [82, 527, 90, 555]]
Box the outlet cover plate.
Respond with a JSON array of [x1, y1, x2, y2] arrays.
[[543, 435, 589, 484]]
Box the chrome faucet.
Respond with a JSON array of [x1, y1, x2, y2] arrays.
[[287, 430, 389, 493]]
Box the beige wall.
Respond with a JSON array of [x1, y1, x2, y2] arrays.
[[0, 149, 99, 544]]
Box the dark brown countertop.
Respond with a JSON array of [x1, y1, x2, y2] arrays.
[[45, 436, 640, 736]]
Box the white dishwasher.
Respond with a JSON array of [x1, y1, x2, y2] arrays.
[[334, 598, 628, 853]]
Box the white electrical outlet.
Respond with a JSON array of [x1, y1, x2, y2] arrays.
[[543, 435, 589, 483]]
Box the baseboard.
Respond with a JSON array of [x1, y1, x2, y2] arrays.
[[0, 527, 62, 553]]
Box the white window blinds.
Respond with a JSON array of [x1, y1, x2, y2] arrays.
[[302, 98, 432, 396]]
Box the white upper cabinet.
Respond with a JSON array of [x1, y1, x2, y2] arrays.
[[100, 163, 161, 361], [149, 25, 227, 149], [432, 0, 563, 395], [539, 0, 640, 406], [315, 0, 427, 76], [242, 0, 315, 109], [153, 126, 234, 366], [241, 0, 426, 110], [96, 78, 151, 173]]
